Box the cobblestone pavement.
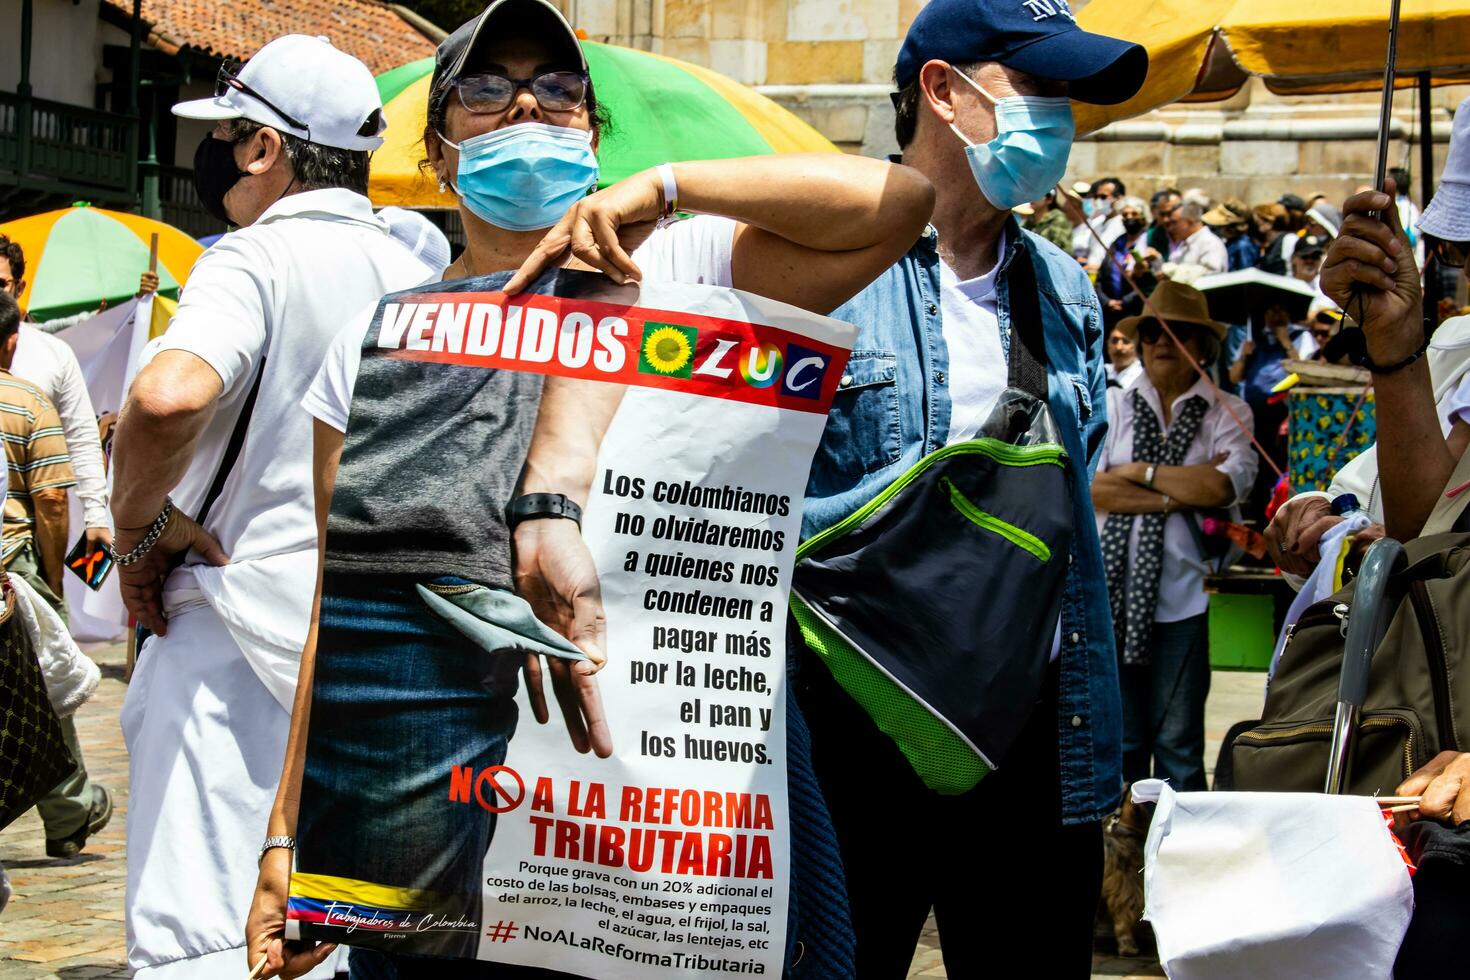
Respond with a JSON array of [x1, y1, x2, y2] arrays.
[[0, 639, 1260, 979], [1, 641, 130, 979]]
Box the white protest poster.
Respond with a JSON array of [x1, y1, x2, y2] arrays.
[[287, 270, 854, 977], [52, 297, 152, 641]]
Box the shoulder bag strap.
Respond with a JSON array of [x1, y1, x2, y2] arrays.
[[1003, 238, 1050, 402], [195, 356, 266, 528], [1421, 444, 1470, 536]]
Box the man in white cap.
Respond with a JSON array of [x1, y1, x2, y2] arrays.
[[110, 34, 436, 978]]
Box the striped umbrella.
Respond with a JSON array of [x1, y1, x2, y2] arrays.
[[0, 205, 203, 322], [370, 42, 839, 208]]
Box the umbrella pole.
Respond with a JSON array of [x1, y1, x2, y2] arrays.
[[1420, 71, 1440, 325]]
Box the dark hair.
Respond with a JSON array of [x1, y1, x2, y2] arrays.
[[1150, 187, 1181, 208], [0, 290, 19, 342], [0, 235, 23, 284], [1389, 166, 1412, 192], [223, 119, 371, 195], [1093, 177, 1126, 197], [892, 60, 983, 149]]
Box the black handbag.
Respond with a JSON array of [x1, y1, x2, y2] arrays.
[[0, 590, 76, 830], [790, 242, 1074, 794]]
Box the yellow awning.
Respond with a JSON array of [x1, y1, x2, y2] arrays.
[[1075, 0, 1470, 133]]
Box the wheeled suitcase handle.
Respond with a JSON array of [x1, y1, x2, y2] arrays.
[[1326, 538, 1408, 794]]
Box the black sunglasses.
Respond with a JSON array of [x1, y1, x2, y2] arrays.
[[1137, 320, 1205, 346], [216, 60, 312, 138], [456, 71, 588, 115], [1426, 234, 1470, 270]]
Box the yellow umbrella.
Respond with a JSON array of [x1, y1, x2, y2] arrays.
[[1073, 0, 1470, 134]]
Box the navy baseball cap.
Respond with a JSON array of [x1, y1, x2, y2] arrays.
[[895, 0, 1148, 106]]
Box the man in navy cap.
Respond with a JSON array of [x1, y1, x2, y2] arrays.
[[793, 2, 1146, 975]]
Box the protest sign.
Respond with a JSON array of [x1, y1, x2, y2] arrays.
[[286, 269, 854, 976], [52, 296, 168, 641]]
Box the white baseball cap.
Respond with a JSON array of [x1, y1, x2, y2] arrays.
[[173, 34, 387, 152]]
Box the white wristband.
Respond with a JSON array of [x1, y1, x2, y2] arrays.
[[656, 163, 678, 218]]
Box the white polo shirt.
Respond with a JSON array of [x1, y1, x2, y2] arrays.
[[140, 188, 436, 708], [11, 324, 110, 528]]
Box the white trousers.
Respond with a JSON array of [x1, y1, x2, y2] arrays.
[[121, 597, 340, 978]]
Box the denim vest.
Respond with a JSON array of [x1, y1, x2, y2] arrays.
[[800, 218, 1123, 824]]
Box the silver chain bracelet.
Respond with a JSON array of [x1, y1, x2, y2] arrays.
[[109, 499, 175, 567]]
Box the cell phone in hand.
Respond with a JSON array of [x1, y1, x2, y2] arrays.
[[64, 535, 113, 590]]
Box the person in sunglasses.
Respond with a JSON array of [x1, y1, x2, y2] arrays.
[[111, 33, 440, 980], [1091, 281, 1257, 793], [243, 1, 934, 977]]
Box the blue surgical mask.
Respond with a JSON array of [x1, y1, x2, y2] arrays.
[[440, 122, 599, 231], [948, 69, 1075, 211]]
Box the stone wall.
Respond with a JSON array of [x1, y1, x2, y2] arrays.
[[557, 0, 1464, 209]]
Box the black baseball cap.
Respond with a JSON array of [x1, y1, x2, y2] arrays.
[[431, 0, 587, 108], [894, 0, 1148, 105], [1279, 193, 1308, 211]]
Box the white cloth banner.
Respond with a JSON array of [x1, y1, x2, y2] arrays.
[[53, 296, 154, 641], [1133, 779, 1414, 980]]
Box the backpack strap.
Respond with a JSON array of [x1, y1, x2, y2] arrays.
[[195, 355, 266, 527], [1421, 444, 1470, 536], [1004, 238, 1050, 402]]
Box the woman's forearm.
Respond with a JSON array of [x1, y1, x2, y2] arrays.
[[518, 380, 625, 505], [673, 155, 933, 255], [268, 420, 344, 837], [1092, 471, 1168, 514]]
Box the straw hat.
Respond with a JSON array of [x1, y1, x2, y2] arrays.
[[1116, 280, 1229, 341]]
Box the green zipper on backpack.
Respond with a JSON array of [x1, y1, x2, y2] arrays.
[[939, 476, 1051, 562], [798, 438, 1066, 559]]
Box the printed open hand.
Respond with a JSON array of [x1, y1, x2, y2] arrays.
[[513, 518, 613, 758]]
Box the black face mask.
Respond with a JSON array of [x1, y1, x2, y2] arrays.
[[1122, 218, 1147, 236], [193, 135, 248, 225]]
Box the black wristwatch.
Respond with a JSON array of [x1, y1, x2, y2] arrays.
[[506, 493, 583, 530]]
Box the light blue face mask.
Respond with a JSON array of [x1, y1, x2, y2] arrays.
[[948, 69, 1075, 211], [440, 122, 599, 231]]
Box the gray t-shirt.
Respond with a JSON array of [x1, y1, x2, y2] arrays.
[[324, 269, 544, 589]]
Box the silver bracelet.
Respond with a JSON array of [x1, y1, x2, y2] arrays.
[[109, 499, 175, 567], [1145, 463, 1158, 488], [259, 835, 295, 867]]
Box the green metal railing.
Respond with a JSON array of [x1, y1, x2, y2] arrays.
[[139, 162, 225, 239], [0, 91, 136, 197]]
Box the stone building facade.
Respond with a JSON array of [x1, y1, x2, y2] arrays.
[[553, 0, 1463, 209]]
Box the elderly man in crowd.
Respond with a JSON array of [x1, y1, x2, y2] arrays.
[[1159, 199, 1228, 279], [110, 34, 435, 977], [1092, 281, 1257, 791]]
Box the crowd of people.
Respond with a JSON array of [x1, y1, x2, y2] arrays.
[[2, 0, 1470, 977]]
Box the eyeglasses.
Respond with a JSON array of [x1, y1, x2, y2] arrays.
[[455, 71, 589, 115], [216, 60, 311, 138], [1426, 234, 1470, 270]]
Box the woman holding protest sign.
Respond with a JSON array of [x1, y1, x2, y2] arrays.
[[244, 1, 932, 977]]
